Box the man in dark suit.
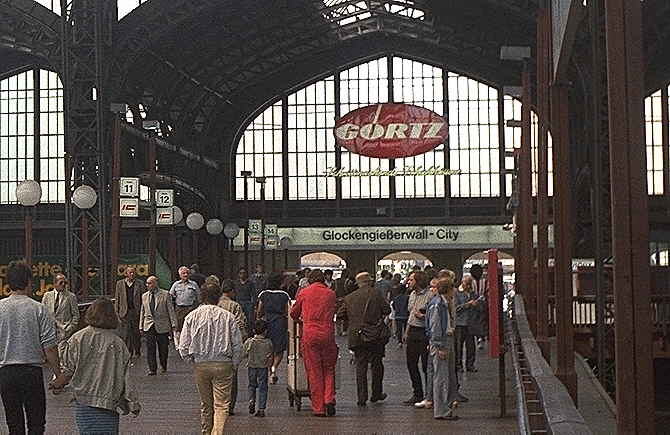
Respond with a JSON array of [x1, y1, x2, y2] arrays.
[[114, 266, 146, 360], [338, 272, 391, 407]]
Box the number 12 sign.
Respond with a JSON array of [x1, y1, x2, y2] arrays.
[[155, 189, 174, 207]]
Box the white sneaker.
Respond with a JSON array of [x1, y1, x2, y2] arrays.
[[414, 400, 433, 409]]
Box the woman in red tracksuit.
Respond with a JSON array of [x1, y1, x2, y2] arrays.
[[290, 270, 338, 417]]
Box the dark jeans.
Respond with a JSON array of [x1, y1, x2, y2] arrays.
[[395, 319, 407, 343], [455, 325, 475, 370], [353, 343, 385, 403], [405, 325, 428, 399], [123, 309, 141, 357], [0, 365, 46, 435], [145, 326, 169, 372], [248, 367, 269, 410]]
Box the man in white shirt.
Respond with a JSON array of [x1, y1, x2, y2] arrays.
[[179, 282, 242, 433], [0, 261, 62, 434]]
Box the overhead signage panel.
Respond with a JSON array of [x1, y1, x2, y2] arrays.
[[333, 103, 448, 159], [233, 225, 554, 250], [156, 207, 173, 225], [248, 219, 262, 246]]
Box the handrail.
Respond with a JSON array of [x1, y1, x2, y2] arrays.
[[515, 294, 593, 434], [508, 314, 532, 434]]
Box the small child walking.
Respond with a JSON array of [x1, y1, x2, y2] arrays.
[[244, 319, 274, 417]]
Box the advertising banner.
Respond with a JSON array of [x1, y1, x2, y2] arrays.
[[0, 253, 172, 300], [334, 103, 448, 158]]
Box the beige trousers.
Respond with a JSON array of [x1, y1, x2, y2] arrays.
[[194, 361, 234, 435]]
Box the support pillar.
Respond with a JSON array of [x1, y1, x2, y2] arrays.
[[551, 82, 577, 402], [535, 2, 551, 361], [605, 1, 654, 432], [519, 61, 536, 332]]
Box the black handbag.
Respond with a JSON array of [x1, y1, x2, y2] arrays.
[[357, 290, 392, 344]]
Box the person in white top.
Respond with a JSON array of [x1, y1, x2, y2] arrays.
[[179, 282, 242, 434]]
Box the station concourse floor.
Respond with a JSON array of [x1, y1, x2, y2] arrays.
[[7, 336, 517, 434]]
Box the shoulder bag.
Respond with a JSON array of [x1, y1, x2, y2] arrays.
[[357, 289, 392, 345]]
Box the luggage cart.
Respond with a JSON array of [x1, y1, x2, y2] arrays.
[[287, 310, 309, 411]]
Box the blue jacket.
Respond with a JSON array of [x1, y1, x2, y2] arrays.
[[426, 295, 451, 348]]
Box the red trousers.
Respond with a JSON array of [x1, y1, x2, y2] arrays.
[[302, 337, 337, 415]]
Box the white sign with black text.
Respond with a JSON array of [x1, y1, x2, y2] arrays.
[[119, 177, 139, 198], [248, 219, 262, 246], [155, 189, 174, 207]]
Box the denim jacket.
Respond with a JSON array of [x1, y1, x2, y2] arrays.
[[426, 295, 453, 350]]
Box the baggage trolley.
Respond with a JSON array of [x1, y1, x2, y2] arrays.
[[287, 310, 309, 410]]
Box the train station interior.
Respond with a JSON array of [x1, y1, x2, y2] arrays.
[[1, 0, 668, 433]]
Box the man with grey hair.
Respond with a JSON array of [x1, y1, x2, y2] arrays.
[[140, 276, 177, 375], [169, 266, 200, 343], [114, 266, 145, 360], [42, 273, 79, 360]]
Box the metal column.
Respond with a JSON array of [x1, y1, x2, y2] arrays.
[[519, 61, 536, 332], [604, 1, 655, 432], [535, 2, 551, 361], [551, 82, 577, 402], [61, 0, 113, 297]]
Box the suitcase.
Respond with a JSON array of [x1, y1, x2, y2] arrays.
[[287, 302, 341, 411]]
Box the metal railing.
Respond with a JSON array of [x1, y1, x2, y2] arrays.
[[513, 295, 593, 434]]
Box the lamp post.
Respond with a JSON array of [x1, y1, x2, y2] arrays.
[[186, 212, 204, 264], [223, 223, 241, 278], [255, 176, 267, 270], [15, 180, 42, 268], [72, 185, 97, 299], [206, 218, 224, 273], [240, 170, 252, 270]]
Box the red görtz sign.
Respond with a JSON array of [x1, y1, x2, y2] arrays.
[[334, 103, 448, 159]]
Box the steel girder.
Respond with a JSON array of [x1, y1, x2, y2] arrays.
[[61, 0, 114, 297], [589, 0, 615, 397], [110, 0, 535, 162], [0, 0, 61, 65]]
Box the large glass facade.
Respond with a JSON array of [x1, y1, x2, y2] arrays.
[[0, 69, 64, 204], [234, 55, 556, 201]]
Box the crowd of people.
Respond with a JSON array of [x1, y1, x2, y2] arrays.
[[0, 258, 488, 434]]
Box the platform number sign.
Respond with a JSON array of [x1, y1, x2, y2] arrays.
[[155, 189, 174, 207], [119, 177, 139, 197], [265, 224, 278, 249], [120, 198, 139, 217], [248, 219, 262, 246]]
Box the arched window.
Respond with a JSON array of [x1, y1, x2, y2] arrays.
[[0, 68, 65, 203], [234, 55, 553, 200]]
